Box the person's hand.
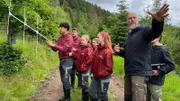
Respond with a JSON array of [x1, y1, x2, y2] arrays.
[[152, 70, 159, 76], [146, 4, 169, 22], [69, 52, 73, 56], [114, 43, 120, 53], [46, 40, 55, 47], [72, 47, 77, 52]]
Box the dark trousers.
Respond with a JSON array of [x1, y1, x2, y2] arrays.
[[71, 60, 80, 88], [71, 60, 76, 88], [79, 70, 90, 101], [59, 58, 73, 100], [124, 76, 147, 101], [88, 75, 111, 101]]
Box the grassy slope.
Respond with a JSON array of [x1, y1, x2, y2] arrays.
[[0, 33, 59, 101], [162, 72, 180, 101]]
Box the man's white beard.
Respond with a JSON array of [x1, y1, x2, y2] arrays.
[[129, 24, 138, 29]]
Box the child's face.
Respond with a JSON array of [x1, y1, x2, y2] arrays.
[[60, 27, 66, 34], [72, 30, 78, 38], [92, 40, 98, 47], [96, 34, 104, 45], [81, 37, 88, 46]]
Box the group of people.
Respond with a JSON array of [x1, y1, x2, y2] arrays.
[[46, 3, 175, 101], [47, 22, 113, 101]]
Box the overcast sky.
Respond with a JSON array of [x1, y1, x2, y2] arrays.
[[86, 0, 180, 26]]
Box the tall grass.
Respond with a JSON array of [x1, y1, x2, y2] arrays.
[[162, 72, 180, 101], [113, 55, 124, 77], [0, 33, 59, 101]]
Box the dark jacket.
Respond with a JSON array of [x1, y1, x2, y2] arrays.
[[117, 19, 164, 76], [149, 45, 175, 86], [72, 44, 93, 72], [92, 46, 113, 78]]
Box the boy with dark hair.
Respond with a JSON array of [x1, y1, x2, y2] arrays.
[[59, 22, 70, 30], [46, 22, 73, 101], [147, 36, 175, 101]]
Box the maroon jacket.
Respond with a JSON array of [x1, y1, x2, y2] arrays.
[[91, 46, 113, 78], [92, 45, 97, 51], [72, 44, 93, 72], [52, 33, 73, 60], [73, 36, 81, 50]]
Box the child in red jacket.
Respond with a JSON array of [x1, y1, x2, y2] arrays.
[[90, 38, 98, 79], [88, 31, 113, 101], [46, 22, 73, 101], [69, 35, 93, 101]]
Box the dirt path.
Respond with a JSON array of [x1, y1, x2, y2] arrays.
[[27, 68, 124, 101], [109, 75, 124, 101], [27, 67, 63, 101]]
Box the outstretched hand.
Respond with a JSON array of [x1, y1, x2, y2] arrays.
[[46, 40, 55, 47], [146, 4, 169, 22]]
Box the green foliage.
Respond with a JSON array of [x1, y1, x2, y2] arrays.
[[1, 0, 111, 42], [1, 0, 70, 41], [0, 0, 9, 20], [116, 0, 129, 13], [103, 0, 129, 47], [151, 0, 162, 12], [162, 25, 180, 75], [162, 72, 180, 101], [0, 33, 59, 101], [0, 42, 25, 76], [113, 55, 124, 76], [106, 12, 129, 47], [61, 0, 111, 38], [139, 16, 152, 26]]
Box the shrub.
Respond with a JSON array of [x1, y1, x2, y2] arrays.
[[0, 42, 25, 76]]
